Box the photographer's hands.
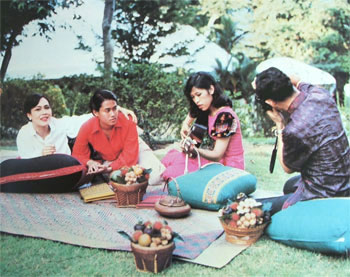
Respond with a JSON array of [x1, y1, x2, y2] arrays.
[[266, 109, 294, 174], [266, 108, 284, 130]]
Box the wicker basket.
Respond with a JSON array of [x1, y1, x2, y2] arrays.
[[131, 242, 175, 273], [110, 180, 148, 207], [220, 220, 268, 245]]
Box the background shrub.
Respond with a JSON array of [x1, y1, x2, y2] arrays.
[[111, 62, 188, 147], [2, 63, 346, 147], [0, 63, 188, 148]]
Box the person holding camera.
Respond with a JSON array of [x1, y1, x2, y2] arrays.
[[161, 72, 244, 180], [253, 67, 350, 214]]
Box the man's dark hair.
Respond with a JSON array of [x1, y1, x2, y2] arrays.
[[89, 89, 118, 112], [255, 67, 294, 102]]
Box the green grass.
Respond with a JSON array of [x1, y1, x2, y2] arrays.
[[1, 139, 349, 276]]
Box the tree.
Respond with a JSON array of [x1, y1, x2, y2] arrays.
[[310, 7, 350, 105], [0, 0, 82, 82], [199, 0, 350, 103], [209, 16, 255, 102], [111, 0, 207, 63], [102, 0, 115, 78]]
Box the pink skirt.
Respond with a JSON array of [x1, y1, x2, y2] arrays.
[[161, 149, 210, 181]]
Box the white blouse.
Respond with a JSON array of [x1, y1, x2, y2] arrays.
[[16, 114, 92, 159]]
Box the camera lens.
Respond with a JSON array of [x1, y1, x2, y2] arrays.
[[255, 95, 272, 111]]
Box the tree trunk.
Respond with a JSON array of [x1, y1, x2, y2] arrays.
[[334, 71, 348, 106], [1, 31, 19, 82], [102, 0, 115, 78]]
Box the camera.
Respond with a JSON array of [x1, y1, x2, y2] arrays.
[[255, 94, 272, 112]]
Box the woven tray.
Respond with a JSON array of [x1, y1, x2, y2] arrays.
[[131, 242, 175, 273], [220, 220, 268, 245], [110, 180, 148, 207]]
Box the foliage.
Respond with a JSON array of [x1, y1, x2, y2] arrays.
[[0, 0, 82, 81], [0, 78, 72, 140], [198, 0, 349, 132], [207, 15, 267, 134], [310, 6, 350, 105], [110, 62, 188, 147], [199, 0, 348, 61], [112, 0, 207, 63], [0, 63, 188, 146], [215, 52, 257, 103], [210, 16, 256, 103]]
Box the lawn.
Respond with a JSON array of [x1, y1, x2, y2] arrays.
[[1, 138, 349, 276]]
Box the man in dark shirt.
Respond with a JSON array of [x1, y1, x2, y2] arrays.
[[253, 67, 350, 214]]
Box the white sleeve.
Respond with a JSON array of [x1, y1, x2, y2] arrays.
[[16, 127, 42, 158], [57, 113, 93, 138]]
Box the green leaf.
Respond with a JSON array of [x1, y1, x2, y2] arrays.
[[172, 231, 184, 242], [144, 168, 152, 174], [110, 170, 121, 181], [115, 176, 126, 184], [117, 231, 132, 242]]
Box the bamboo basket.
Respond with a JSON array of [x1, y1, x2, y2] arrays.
[[110, 180, 148, 207], [220, 220, 268, 245], [131, 242, 175, 273]]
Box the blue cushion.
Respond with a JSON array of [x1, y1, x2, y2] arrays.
[[168, 163, 257, 210], [266, 198, 350, 255]]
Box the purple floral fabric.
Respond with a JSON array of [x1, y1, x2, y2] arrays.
[[282, 83, 350, 203]]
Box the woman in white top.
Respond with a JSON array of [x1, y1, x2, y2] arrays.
[[17, 93, 135, 158], [15, 93, 165, 185]]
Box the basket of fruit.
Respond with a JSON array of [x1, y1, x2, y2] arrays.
[[218, 193, 271, 245], [110, 165, 152, 207], [118, 220, 183, 273]]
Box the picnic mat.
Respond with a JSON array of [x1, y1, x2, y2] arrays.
[[0, 187, 281, 268], [0, 189, 223, 260]]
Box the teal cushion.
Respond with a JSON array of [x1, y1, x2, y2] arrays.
[[266, 198, 350, 255], [168, 163, 257, 211]]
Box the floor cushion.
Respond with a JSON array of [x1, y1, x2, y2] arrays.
[[168, 163, 257, 211], [0, 154, 85, 193], [266, 198, 350, 255]]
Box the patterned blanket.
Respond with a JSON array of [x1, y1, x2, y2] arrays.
[[0, 188, 223, 260]]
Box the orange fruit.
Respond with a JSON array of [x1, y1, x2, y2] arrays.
[[138, 234, 151, 247], [132, 230, 143, 242]]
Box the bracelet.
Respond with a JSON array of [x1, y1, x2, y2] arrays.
[[274, 129, 284, 136]]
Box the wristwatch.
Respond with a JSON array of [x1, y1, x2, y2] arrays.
[[274, 129, 284, 136]]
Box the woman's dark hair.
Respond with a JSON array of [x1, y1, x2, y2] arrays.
[[255, 67, 294, 102], [89, 89, 118, 112], [184, 72, 232, 121], [24, 93, 51, 114]]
